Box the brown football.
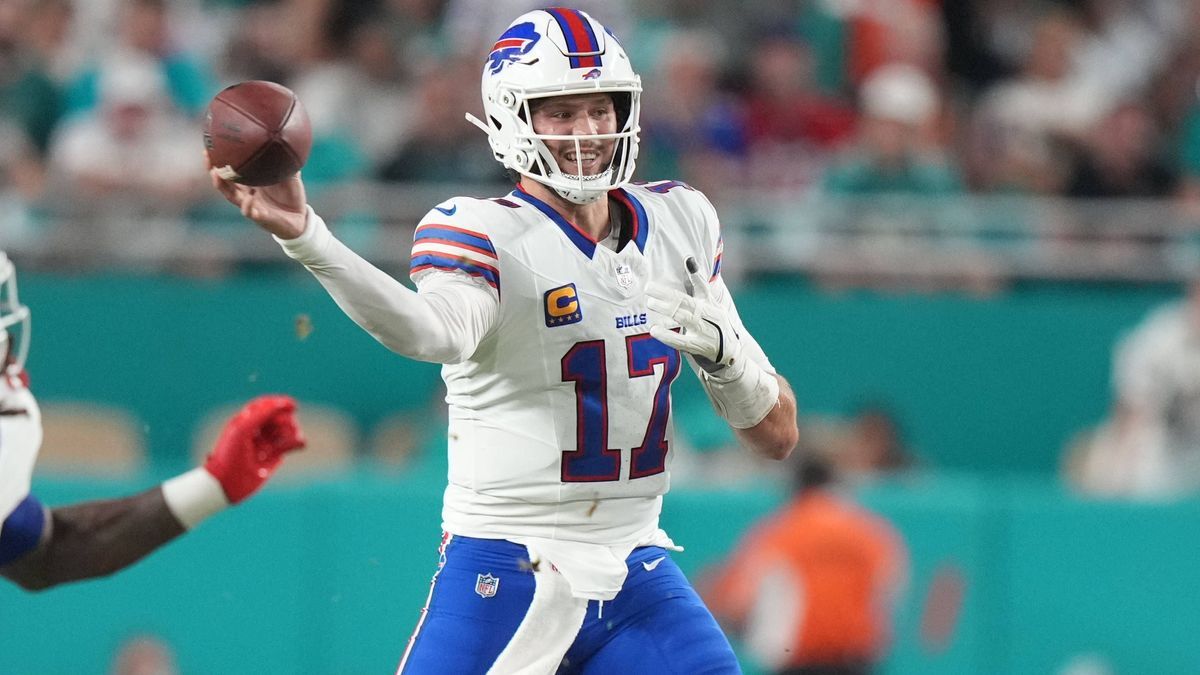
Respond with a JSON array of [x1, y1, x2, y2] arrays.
[[203, 80, 312, 186]]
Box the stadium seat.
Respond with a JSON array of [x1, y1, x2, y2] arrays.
[[36, 402, 146, 475], [799, 415, 857, 459], [191, 401, 359, 477], [367, 411, 425, 469]]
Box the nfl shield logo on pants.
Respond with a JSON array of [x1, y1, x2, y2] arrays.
[[475, 573, 500, 598]]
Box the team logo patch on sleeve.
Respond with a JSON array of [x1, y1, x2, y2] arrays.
[[475, 573, 500, 598], [544, 284, 583, 327]]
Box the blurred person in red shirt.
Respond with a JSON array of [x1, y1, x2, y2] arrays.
[[704, 456, 908, 675], [743, 35, 856, 152], [845, 0, 944, 87], [739, 34, 857, 191]]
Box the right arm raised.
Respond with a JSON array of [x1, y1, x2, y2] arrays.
[[210, 167, 496, 364], [277, 209, 496, 363]]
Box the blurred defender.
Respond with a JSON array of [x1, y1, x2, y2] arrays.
[[0, 251, 306, 590], [212, 8, 798, 673]]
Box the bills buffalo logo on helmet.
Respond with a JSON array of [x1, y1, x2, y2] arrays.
[[488, 22, 541, 75]]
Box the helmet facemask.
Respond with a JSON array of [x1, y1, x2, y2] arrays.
[[517, 90, 640, 204], [0, 254, 30, 378]]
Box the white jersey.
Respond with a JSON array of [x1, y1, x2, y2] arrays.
[[1112, 300, 1200, 492], [1115, 300, 1200, 433], [408, 180, 774, 596], [278, 179, 774, 599], [0, 378, 42, 522]]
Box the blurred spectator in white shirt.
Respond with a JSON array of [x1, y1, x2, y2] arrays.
[[46, 50, 205, 266], [970, 9, 1088, 194], [50, 50, 199, 200], [64, 0, 215, 119], [1068, 283, 1200, 497]]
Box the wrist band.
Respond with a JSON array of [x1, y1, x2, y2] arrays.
[[162, 468, 229, 530], [700, 357, 780, 429]]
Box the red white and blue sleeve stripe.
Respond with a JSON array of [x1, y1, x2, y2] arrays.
[[410, 224, 500, 291], [711, 235, 723, 281]]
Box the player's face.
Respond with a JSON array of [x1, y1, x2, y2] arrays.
[[530, 93, 618, 177]]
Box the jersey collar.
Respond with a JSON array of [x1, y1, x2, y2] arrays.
[[511, 185, 648, 258]]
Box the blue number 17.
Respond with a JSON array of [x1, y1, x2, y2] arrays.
[[560, 334, 681, 482]]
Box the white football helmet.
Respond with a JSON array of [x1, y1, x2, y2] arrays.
[[0, 251, 31, 378], [466, 8, 642, 204]]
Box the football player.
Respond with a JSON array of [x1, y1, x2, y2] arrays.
[[0, 251, 306, 590], [211, 8, 798, 673]]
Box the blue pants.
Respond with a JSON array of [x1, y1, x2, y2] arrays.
[[399, 535, 740, 674]]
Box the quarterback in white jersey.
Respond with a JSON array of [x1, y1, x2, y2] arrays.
[[212, 7, 798, 673], [0, 251, 306, 590]]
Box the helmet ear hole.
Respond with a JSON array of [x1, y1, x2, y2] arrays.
[[612, 92, 633, 130], [489, 116, 503, 130]]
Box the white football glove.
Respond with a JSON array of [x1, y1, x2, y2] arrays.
[[646, 257, 745, 382], [646, 257, 781, 429]]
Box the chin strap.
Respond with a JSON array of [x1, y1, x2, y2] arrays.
[[554, 185, 605, 205]]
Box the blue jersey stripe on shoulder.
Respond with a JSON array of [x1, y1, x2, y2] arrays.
[[0, 494, 45, 566], [410, 254, 500, 288], [414, 226, 496, 256]]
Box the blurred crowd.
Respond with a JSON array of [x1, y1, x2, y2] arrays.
[[8, 0, 1200, 493], [5, 0, 1200, 245]]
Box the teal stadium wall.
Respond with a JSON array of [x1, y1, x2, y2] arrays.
[[15, 273, 1178, 472], [3, 273, 1197, 673], [4, 476, 1200, 674]]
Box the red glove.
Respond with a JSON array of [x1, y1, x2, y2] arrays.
[[203, 395, 306, 503]]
